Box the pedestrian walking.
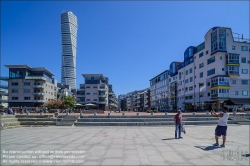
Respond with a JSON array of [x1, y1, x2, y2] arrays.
[[211, 107, 229, 147], [174, 110, 183, 139]]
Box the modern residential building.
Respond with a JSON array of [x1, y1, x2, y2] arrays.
[[57, 83, 72, 100], [1, 65, 57, 107], [168, 26, 250, 111], [61, 11, 78, 90], [108, 85, 118, 110], [76, 74, 117, 110], [0, 85, 8, 108], [149, 70, 169, 111]]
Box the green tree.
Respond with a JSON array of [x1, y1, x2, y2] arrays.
[[64, 96, 76, 108]]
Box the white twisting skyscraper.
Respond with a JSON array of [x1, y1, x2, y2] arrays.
[[61, 11, 77, 89]]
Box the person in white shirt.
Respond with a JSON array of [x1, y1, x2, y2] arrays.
[[211, 107, 229, 147]]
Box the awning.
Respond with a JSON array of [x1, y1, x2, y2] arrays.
[[229, 98, 250, 105]]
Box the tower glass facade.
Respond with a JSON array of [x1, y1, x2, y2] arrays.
[[61, 11, 78, 89]]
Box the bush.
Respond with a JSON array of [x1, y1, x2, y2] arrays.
[[153, 110, 158, 113], [147, 110, 154, 113]]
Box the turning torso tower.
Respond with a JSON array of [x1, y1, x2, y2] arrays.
[[61, 11, 78, 90]]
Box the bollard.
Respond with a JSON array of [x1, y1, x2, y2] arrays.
[[94, 112, 97, 116], [206, 111, 209, 115], [122, 112, 125, 116], [151, 112, 154, 116], [55, 112, 59, 117], [26, 112, 30, 115], [13, 112, 16, 115], [137, 112, 140, 116], [80, 110, 83, 116], [108, 113, 111, 116], [233, 111, 236, 115], [165, 112, 168, 116], [40, 112, 43, 116], [193, 112, 196, 115], [1, 112, 5, 116], [66, 111, 69, 116]]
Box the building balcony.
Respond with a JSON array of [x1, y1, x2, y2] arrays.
[[33, 85, 44, 88], [77, 94, 85, 97], [226, 60, 240, 66], [0, 92, 8, 96], [33, 100, 45, 103], [0, 85, 8, 89], [0, 99, 8, 103], [0, 76, 9, 81], [99, 88, 106, 91], [99, 94, 106, 97], [211, 93, 229, 99], [98, 101, 106, 104], [25, 76, 47, 81], [33, 92, 45, 95], [78, 101, 86, 104], [77, 89, 85, 92]]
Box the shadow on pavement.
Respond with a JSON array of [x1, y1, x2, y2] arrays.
[[162, 138, 176, 140], [194, 145, 221, 151]]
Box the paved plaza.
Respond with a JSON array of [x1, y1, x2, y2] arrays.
[[0, 125, 249, 165]]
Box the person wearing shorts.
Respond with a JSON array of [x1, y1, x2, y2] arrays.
[[211, 107, 229, 147]]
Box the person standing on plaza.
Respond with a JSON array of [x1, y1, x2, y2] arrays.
[[19, 106, 23, 114], [211, 107, 229, 147], [174, 110, 183, 139]]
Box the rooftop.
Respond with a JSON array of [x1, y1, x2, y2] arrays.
[[4, 65, 54, 76]]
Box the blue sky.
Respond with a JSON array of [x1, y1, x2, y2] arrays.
[[1, 1, 249, 96]]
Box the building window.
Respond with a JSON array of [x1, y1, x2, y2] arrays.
[[24, 89, 30, 93], [222, 68, 224, 71], [235, 91, 238, 95], [12, 97, 18, 100], [86, 93, 90, 95], [93, 93, 97, 95], [185, 96, 188, 100], [86, 99, 90, 101], [24, 97, 31, 100], [242, 69, 248, 74], [190, 77, 193, 82], [189, 96, 193, 99], [207, 56, 215, 65], [189, 86, 193, 91], [24, 82, 30, 86], [86, 86, 90, 88], [242, 91, 248, 96], [232, 80, 236, 84], [93, 99, 98, 101], [186, 70, 188, 75], [241, 57, 246, 63], [207, 82, 210, 86], [11, 89, 18, 93], [220, 56, 222, 60], [206, 50, 208, 55], [185, 79, 188, 83], [185, 87, 188, 92], [207, 68, 215, 76], [208, 93, 210, 96], [241, 46, 248, 51], [200, 93, 204, 97], [93, 86, 97, 88], [199, 52, 204, 58], [199, 63, 204, 68], [232, 46, 235, 50], [200, 72, 203, 78], [11, 82, 18, 86], [189, 68, 192, 74], [242, 80, 248, 85]]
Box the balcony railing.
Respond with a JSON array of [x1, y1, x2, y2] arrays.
[[0, 92, 8, 96], [211, 93, 229, 98], [0, 85, 8, 89], [98, 101, 106, 104], [0, 76, 9, 81], [33, 100, 45, 103], [99, 94, 106, 97], [33, 85, 45, 88], [78, 101, 86, 104], [25, 76, 47, 80], [0, 99, 8, 103], [226, 71, 239, 76], [99, 88, 106, 91], [33, 92, 45, 95], [226, 59, 239, 64], [77, 94, 85, 97]]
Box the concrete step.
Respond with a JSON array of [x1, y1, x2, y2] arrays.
[[1, 121, 21, 127], [15, 115, 54, 118], [77, 117, 217, 122], [80, 115, 213, 118], [0, 118, 19, 122], [74, 120, 236, 126], [17, 118, 57, 122], [56, 122, 74, 126], [0, 125, 22, 130], [20, 121, 56, 125]]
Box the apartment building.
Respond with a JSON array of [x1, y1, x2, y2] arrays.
[[0, 85, 8, 108], [149, 70, 169, 111], [1, 65, 57, 107], [168, 26, 250, 111], [76, 74, 118, 110], [108, 85, 118, 110]]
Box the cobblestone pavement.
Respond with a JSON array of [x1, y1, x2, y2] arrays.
[[1, 125, 249, 165]]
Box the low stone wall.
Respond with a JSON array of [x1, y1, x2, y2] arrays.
[[81, 110, 104, 114]]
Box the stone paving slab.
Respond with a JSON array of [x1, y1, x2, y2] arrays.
[[0, 125, 249, 165]]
